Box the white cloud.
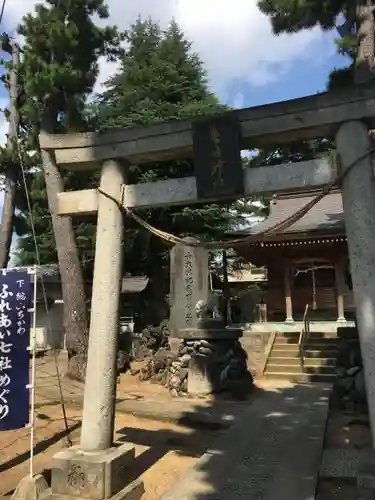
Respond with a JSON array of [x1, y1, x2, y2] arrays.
[[231, 92, 246, 110], [93, 57, 121, 95], [2, 0, 330, 100]]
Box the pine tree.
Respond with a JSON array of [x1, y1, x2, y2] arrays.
[[16, 0, 121, 379], [93, 18, 253, 325], [257, 0, 358, 89], [0, 36, 22, 268], [246, 0, 363, 199], [17, 17, 264, 328]]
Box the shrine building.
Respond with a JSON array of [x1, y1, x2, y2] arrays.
[[229, 190, 356, 331]]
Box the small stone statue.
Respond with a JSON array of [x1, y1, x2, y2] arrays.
[[195, 295, 225, 329], [195, 299, 212, 319]]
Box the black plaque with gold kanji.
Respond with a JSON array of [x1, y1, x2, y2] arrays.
[[192, 114, 244, 201]]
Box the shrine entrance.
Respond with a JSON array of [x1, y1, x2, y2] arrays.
[[38, 79, 375, 497], [292, 259, 336, 320]]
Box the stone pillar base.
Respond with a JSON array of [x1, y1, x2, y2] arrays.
[[336, 317, 347, 325], [40, 443, 144, 500], [285, 318, 294, 324], [187, 354, 214, 396], [357, 461, 375, 492], [176, 327, 252, 398]]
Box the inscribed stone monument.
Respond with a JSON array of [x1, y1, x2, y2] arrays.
[[169, 237, 209, 352]]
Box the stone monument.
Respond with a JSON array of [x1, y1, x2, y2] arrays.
[[169, 237, 209, 353]]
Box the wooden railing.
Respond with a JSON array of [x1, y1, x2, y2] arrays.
[[298, 304, 310, 372]]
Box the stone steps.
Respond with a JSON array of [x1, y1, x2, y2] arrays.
[[276, 331, 339, 340], [266, 364, 336, 375], [272, 345, 339, 356], [275, 337, 339, 345], [268, 356, 336, 367], [263, 372, 337, 383], [264, 332, 338, 383]]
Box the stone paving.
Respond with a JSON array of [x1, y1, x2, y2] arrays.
[[162, 383, 331, 500], [320, 448, 374, 479], [33, 355, 332, 500]]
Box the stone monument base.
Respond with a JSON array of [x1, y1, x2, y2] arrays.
[[168, 327, 253, 398], [40, 442, 144, 500]]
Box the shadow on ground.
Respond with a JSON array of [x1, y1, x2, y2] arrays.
[[116, 382, 331, 500], [0, 379, 331, 500], [0, 421, 81, 475]]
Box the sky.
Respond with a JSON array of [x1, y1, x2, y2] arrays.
[[0, 0, 349, 146], [0, 0, 349, 256]]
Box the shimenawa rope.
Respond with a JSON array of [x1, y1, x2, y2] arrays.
[[98, 147, 374, 249]]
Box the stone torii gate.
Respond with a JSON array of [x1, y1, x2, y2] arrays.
[[39, 84, 375, 500]]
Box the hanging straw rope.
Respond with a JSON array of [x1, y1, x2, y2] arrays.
[[98, 147, 374, 249]]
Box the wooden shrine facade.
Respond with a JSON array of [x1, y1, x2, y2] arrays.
[[231, 191, 353, 323]]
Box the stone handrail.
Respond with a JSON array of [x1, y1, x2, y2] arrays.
[[261, 331, 277, 376], [299, 304, 310, 372]]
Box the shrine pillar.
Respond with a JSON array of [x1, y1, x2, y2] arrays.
[[283, 263, 294, 323], [47, 159, 144, 500], [80, 159, 126, 452], [335, 259, 346, 324], [336, 120, 375, 447]]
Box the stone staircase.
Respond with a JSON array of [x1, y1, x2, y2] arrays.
[[264, 331, 338, 383]]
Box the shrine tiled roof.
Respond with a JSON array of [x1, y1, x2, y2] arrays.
[[231, 192, 345, 237]]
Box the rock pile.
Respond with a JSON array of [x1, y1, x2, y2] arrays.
[[135, 338, 253, 399], [131, 320, 170, 361], [137, 348, 175, 385], [334, 327, 367, 412]]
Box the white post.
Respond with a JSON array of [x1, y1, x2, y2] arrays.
[[336, 120, 375, 447], [283, 264, 294, 323], [29, 265, 38, 477], [335, 260, 346, 324], [80, 160, 125, 453]]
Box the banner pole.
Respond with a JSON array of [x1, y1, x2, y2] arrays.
[[29, 265, 38, 478]]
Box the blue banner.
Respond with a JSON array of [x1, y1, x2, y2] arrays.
[[0, 269, 32, 430]]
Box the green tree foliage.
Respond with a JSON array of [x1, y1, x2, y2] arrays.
[[248, 139, 333, 167], [13, 0, 122, 377], [257, 0, 357, 89], [248, 0, 359, 192], [257, 0, 354, 33], [91, 18, 252, 324], [15, 15, 265, 327], [14, 0, 121, 271]]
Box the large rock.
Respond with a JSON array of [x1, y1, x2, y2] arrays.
[[337, 377, 355, 392], [346, 366, 361, 377]]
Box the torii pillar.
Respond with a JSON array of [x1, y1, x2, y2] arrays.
[[337, 122, 375, 448], [44, 159, 144, 500]]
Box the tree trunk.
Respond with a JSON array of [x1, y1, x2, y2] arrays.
[[0, 168, 17, 269], [40, 111, 88, 381], [0, 41, 20, 268], [222, 250, 231, 325], [355, 0, 375, 83]]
